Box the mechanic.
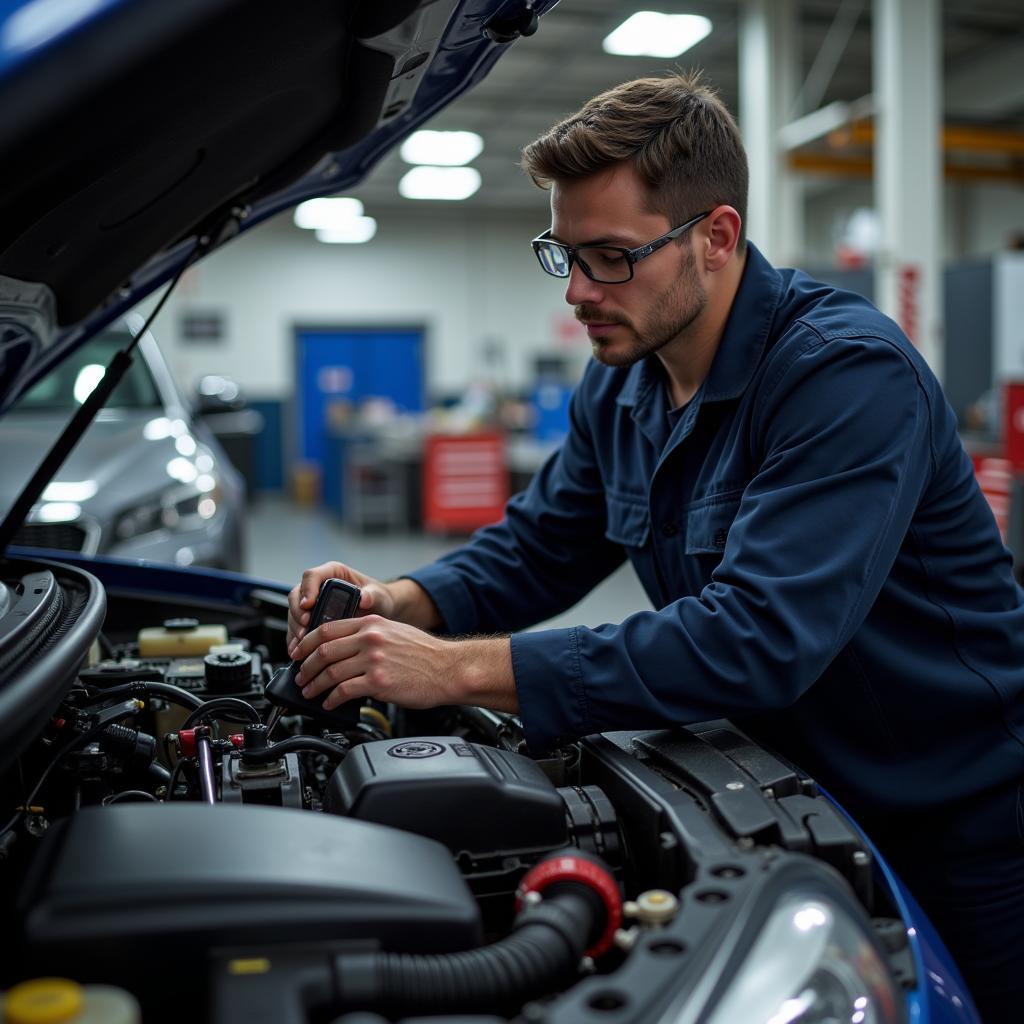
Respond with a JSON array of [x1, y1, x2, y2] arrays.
[[288, 73, 1024, 1020]]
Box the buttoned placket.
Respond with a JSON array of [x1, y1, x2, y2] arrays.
[[606, 246, 783, 608], [624, 370, 706, 606]]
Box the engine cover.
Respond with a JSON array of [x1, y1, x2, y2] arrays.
[[325, 737, 568, 858], [19, 803, 482, 983]]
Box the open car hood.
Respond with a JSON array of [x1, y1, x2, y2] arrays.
[[0, 0, 553, 415]]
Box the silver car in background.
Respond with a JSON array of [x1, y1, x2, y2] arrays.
[[2, 312, 246, 570]]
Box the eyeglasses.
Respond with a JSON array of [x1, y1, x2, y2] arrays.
[[531, 211, 711, 284]]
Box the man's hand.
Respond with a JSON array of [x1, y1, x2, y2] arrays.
[[290, 615, 518, 714], [287, 563, 445, 657], [287, 561, 392, 656]]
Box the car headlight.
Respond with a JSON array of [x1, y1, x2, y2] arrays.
[[114, 481, 221, 541], [703, 891, 903, 1024]]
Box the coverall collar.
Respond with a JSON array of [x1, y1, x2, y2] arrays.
[[615, 241, 783, 414]]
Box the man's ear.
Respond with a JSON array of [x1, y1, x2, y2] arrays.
[[701, 206, 742, 271]]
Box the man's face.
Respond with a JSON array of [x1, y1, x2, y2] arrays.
[[550, 162, 707, 367]]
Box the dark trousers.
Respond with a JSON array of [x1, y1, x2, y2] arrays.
[[876, 811, 1024, 1024]]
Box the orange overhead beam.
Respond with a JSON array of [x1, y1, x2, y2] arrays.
[[827, 119, 1024, 156], [788, 151, 1024, 184], [790, 153, 873, 176], [943, 125, 1024, 156], [945, 163, 1024, 183]]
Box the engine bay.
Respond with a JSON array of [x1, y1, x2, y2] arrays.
[[0, 556, 914, 1023]]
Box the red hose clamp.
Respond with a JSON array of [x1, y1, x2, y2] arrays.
[[516, 854, 622, 957], [178, 729, 197, 759]]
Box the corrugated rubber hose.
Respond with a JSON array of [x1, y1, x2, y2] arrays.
[[333, 884, 606, 1013]]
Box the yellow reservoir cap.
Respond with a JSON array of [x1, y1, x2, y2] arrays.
[[5, 978, 83, 1024]]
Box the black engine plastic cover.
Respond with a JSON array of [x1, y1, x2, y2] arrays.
[[19, 803, 482, 980], [325, 737, 568, 857]]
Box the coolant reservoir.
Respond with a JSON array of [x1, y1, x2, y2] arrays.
[[1, 978, 140, 1024], [138, 617, 228, 656]]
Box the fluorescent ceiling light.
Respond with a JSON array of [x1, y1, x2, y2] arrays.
[[399, 166, 481, 201], [400, 130, 484, 166], [603, 12, 712, 57], [294, 197, 364, 230], [315, 216, 378, 244]]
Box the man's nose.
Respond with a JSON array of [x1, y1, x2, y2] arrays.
[[564, 262, 603, 306]]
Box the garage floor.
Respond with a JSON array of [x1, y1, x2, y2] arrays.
[[246, 495, 652, 632]]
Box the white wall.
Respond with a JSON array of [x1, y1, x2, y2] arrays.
[[154, 207, 591, 401]]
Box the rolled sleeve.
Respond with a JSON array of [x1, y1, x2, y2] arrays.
[[511, 626, 589, 753]]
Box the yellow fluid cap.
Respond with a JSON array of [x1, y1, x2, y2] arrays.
[[6, 978, 83, 1024]]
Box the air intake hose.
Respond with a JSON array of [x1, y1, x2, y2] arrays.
[[333, 851, 621, 1014]]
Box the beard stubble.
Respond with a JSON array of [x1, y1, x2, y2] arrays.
[[578, 245, 708, 368]]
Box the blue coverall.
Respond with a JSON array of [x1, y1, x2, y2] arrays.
[[409, 243, 1024, 1019]]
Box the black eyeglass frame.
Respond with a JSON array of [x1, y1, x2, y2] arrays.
[[531, 210, 711, 284]]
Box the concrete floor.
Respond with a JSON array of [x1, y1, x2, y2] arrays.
[[246, 495, 652, 632]]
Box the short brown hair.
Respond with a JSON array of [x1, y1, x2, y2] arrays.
[[521, 71, 748, 246]]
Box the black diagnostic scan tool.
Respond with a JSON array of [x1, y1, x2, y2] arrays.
[[306, 576, 362, 626], [265, 578, 362, 729]]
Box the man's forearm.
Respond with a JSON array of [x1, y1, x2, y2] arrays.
[[453, 636, 519, 713], [384, 579, 518, 713], [387, 576, 444, 630]]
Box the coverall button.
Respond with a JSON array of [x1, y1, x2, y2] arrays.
[[661, 522, 678, 537]]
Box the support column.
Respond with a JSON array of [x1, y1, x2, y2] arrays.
[[739, 0, 802, 266], [873, 0, 943, 375]]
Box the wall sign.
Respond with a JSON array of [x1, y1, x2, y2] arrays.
[[181, 311, 226, 343]]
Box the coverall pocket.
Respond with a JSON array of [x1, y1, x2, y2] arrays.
[[685, 495, 742, 555], [604, 494, 650, 548]]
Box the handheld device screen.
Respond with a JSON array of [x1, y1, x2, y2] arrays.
[[309, 579, 361, 630]]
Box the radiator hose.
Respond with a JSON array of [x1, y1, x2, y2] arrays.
[[333, 851, 621, 1014]]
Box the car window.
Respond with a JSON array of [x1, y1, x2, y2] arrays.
[[15, 330, 162, 411]]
